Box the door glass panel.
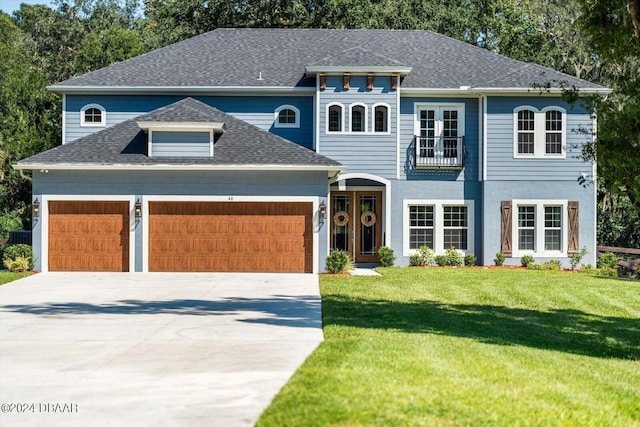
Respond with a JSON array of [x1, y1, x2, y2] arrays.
[[443, 110, 458, 158], [359, 195, 377, 256], [419, 110, 436, 158], [332, 195, 350, 252]]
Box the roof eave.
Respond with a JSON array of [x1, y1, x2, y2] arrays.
[[401, 87, 612, 95], [47, 85, 316, 95], [305, 66, 412, 76], [14, 162, 344, 173]]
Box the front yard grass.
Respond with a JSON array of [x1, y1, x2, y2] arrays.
[[258, 268, 640, 427], [0, 271, 32, 285]]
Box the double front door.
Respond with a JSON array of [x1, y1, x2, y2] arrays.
[[330, 191, 382, 263]]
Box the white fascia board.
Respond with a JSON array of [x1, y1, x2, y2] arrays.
[[14, 163, 344, 173], [47, 85, 316, 95], [136, 121, 225, 132], [305, 66, 413, 75], [401, 87, 612, 96]]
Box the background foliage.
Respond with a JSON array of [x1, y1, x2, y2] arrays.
[[1, 0, 638, 246]]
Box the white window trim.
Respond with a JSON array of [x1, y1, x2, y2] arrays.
[[274, 104, 300, 128], [403, 199, 474, 257], [413, 102, 466, 148], [80, 103, 106, 127], [372, 102, 391, 134], [512, 199, 568, 257], [513, 106, 566, 159], [326, 102, 345, 133], [349, 102, 368, 133]]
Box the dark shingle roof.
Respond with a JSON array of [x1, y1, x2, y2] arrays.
[[309, 47, 409, 68], [53, 28, 605, 90], [17, 98, 342, 169]]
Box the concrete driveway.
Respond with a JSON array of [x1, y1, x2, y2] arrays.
[[0, 272, 323, 427]]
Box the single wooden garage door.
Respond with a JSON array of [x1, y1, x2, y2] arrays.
[[49, 201, 130, 271], [149, 202, 312, 273]]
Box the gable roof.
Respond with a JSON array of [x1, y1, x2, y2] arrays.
[[51, 28, 607, 92], [15, 98, 342, 172]]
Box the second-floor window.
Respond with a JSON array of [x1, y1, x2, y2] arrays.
[[350, 104, 366, 132], [374, 104, 388, 132], [414, 103, 465, 167], [274, 105, 300, 128], [80, 104, 106, 127], [328, 104, 343, 132], [513, 106, 565, 158]]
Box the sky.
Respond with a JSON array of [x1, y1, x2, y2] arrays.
[[0, 0, 56, 15]]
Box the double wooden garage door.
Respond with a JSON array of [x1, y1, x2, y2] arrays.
[[48, 201, 312, 273]]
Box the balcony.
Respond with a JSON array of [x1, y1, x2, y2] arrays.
[[413, 135, 466, 170]]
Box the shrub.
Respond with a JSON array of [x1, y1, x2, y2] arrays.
[[528, 260, 561, 271], [4, 257, 30, 273], [494, 252, 505, 266], [445, 247, 463, 266], [417, 246, 435, 266], [598, 252, 619, 270], [581, 264, 595, 274], [597, 267, 619, 278], [2, 244, 34, 270], [434, 255, 448, 266], [464, 253, 477, 266], [377, 246, 395, 267], [409, 253, 422, 266], [325, 250, 354, 274], [569, 246, 588, 270], [520, 255, 534, 268]]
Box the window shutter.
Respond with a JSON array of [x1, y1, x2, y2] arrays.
[[568, 201, 579, 254], [501, 201, 512, 257]]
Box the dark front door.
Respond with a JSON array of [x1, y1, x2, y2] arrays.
[[330, 191, 382, 263]]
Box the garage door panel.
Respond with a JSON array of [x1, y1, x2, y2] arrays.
[[149, 202, 312, 273], [49, 201, 129, 272]]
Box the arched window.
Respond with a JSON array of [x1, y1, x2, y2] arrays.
[[373, 104, 389, 132], [80, 104, 106, 127], [350, 104, 366, 132], [327, 103, 343, 132], [274, 105, 300, 128], [516, 109, 535, 154]]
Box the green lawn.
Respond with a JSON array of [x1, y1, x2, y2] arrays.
[[0, 271, 32, 285], [258, 268, 640, 427]]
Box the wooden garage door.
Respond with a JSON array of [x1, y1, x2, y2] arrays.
[[49, 201, 130, 272], [149, 202, 312, 273]]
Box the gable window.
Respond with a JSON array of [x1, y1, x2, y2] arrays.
[[327, 103, 343, 132], [403, 200, 474, 256], [373, 104, 389, 133], [513, 106, 565, 158], [511, 200, 567, 256], [80, 104, 106, 127], [350, 104, 366, 132], [274, 105, 300, 128]]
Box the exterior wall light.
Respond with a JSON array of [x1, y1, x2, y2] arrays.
[[135, 199, 142, 218], [32, 198, 40, 218], [319, 200, 327, 219]]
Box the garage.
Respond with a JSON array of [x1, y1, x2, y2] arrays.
[[149, 202, 313, 273], [48, 201, 130, 271]]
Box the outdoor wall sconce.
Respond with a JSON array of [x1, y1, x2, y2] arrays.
[[134, 199, 142, 218], [319, 200, 327, 220], [32, 198, 40, 218]]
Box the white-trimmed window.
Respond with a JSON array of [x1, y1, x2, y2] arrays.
[[403, 200, 474, 256], [274, 105, 300, 128], [512, 200, 567, 256], [350, 103, 367, 132], [373, 103, 389, 133], [327, 103, 344, 133], [513, 106, 566, 158], [80, 104, 106, 127]]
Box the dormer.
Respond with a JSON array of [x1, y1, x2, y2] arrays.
[[136, 121, 224, 158]]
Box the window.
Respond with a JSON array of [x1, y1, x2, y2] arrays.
[[513, 106, 565, 158], [403, 200, 474, 256], [443, 206, 468, 250], [408, 205, 434, 249], [350, 104, 366, 132], [414, 103, 465, 167], [327, 103, 343, 132], [80, 104, 106, 127], [274, 105, 300, 128], [373, 104, 389, 133], [512, 201, 567, 256]]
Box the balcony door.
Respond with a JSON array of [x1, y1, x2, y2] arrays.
[[416, 104, 464, 168], [331, 191, 382, 263]]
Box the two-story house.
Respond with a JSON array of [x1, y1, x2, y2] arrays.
[[15, 29, 609, 273]]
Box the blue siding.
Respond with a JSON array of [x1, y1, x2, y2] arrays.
[[318, 75, 397, 179], [152, 131, 210, 157], [32, 169, 329, 272], [399, 97, 480, 182], [65, 95, 314, 149], [486, 96, 593, 181]]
